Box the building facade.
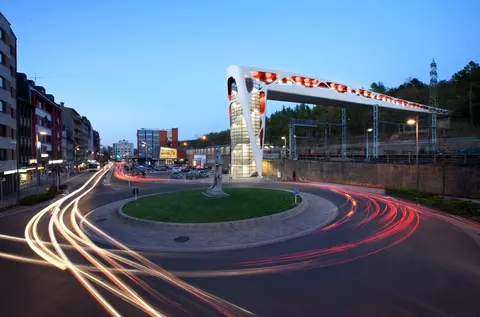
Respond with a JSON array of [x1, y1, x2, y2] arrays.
[[81, 116, 93, 159], [137, 127, 179, 161], [113, 139, 133, 158], [186, 145, 231, 168], [93, 130, 100, 159], [16, 73, 64, 186], [0, 13, 17, 194], [31, 84, 63, 162], [62, 107, 89, 163], [16, 73, 32, 167]]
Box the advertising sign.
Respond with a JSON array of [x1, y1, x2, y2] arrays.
[[159, 147, 177, 159]]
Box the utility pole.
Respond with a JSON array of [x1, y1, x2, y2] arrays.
[[429, 59, 439, 152], [469, 77, 473, 126]]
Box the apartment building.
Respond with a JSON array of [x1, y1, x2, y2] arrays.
[[137, 127, 178, 160], [0, 13, 17, 194], [113, 139, 134, 158]]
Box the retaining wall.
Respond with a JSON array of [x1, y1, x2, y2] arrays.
[[262, 160, 480, 199]]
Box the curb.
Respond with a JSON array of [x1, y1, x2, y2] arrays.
[[116, 191, 308, 231], [82, 192, 338, 253]]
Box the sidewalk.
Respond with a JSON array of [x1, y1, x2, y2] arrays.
[[1, 172, 85, 209]]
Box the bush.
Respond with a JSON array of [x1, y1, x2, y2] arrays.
[[385, 186, 480, 219], [59, 184, 68, 190], [20, 188, 58, 206]]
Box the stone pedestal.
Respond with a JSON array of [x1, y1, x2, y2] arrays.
[[203, 148, 230, 199]]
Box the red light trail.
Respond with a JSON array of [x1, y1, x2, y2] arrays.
[[1, 163, 478, 315]]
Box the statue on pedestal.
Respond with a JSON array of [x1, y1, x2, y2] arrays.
[[203, 147, 230, 198]]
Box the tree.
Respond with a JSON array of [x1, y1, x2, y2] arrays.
[[370, 82, 388, 94]]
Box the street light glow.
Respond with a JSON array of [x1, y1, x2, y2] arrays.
[[281, 136, 286, 140], [367, 128, 373, 132], [407, 119, 416, 125], [201, 135, 207, 141], [39, 131, 48, 135]]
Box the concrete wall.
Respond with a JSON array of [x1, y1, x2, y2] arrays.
[[263, 160, 480, 199]]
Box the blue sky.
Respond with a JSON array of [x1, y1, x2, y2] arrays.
[[1, 0, 479, 146]]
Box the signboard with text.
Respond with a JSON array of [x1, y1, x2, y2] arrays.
[[159, 147, 177, 159]]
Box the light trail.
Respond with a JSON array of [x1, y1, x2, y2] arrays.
[[2, 162, 478, 315], [5, 164, 254, 316]]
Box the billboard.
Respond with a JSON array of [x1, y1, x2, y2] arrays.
[[159, 147, 177, 159]]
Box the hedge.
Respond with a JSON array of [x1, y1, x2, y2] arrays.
[[385, 186, 480, 220], [20, 188, 58, 206]]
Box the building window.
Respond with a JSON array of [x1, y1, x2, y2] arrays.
[[0, 100, 4, 112], [0, 76, 4, 88], [0, 52, 4, 65], [0, 28, 4, 41], [0, 149, 6, 160]]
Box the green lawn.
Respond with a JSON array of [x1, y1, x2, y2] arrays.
[[122, 188, 300, 223]]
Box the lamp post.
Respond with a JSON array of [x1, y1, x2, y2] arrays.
[[407, 117, 419, 191], [74, 146, 79, 173], [201, 135, 207, 148], [36, 131, 48, 195], [281, 136, 286, 178], [366, 128, 373, 161], [141, 141, 147, 164]]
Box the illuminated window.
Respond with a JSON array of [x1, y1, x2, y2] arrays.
[[0, 100, 4, 112], [0, 52, 4, 65], [0, 76, 4, 88]]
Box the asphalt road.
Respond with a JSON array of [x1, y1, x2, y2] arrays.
[[1, 168, 479, 317]]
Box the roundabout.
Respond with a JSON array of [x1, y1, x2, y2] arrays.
[[122, 188, 301, 223], [2, 164, 480, 317], [84, 186, 336, 252]]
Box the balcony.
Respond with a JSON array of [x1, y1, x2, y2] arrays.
[[35, 108, 52, 121], [0, 111, 15, 128], [36, 125, 52, 136], [39, 142, 52, 152], [0, 136, 16, 150]]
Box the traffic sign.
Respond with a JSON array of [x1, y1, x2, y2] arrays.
[[293, 188, 300, 204]]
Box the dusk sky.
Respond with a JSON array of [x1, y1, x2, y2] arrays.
[[1, 0, 479, 146]]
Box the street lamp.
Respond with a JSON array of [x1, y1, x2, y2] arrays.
[[366, 128, 373, 160], [183, 142, 188, 147], [407, 117, 419, 191], [281, 136, 287, 178], [141, 141, 147, 163]]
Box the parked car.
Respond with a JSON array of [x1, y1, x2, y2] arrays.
[[186, 171, 200, 180], [155, 165, 167, 171], [222, 167, 229, 174], [199, 170, 209, 178], [170, 172, 183, 179], [172, 167, 182, 173]]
